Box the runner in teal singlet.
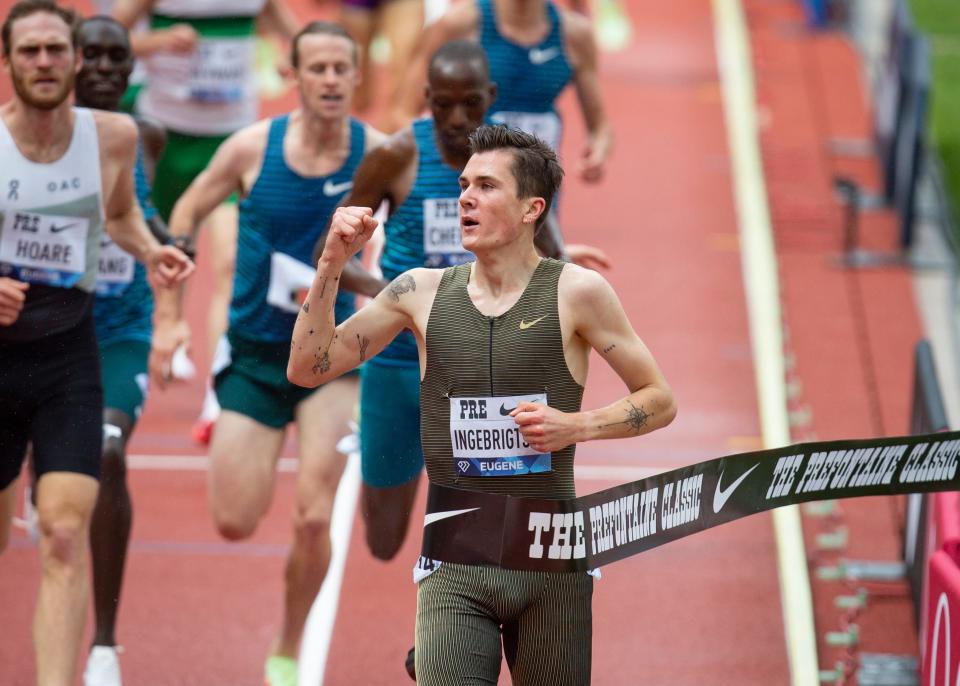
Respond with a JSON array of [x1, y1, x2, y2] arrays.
[[112, 0, 300, 443], [151, 23, 385, 686], [392, 0, 613, 271]]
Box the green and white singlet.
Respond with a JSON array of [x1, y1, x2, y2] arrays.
[[139, 0, 267, 135]]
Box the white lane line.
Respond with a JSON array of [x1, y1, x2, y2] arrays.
[[712, 1, 818, 684], [299, 453, 360, 686]]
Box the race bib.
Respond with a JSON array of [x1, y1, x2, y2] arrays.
[[413, 555, 442, 583], [189, 39, 252, 104], [95, 235, 136, 297], [449, 393, 551, 476], [423, 198, 471, 268], [0, 210, 88, 287], [490, 111, 562, 151], [149, 38, 253, 105], [266, 252, 315, 314]]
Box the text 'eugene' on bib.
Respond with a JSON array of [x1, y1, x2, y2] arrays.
[[449, 393, 551, 476]]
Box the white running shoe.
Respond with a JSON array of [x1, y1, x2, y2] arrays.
[[83, 646, 122, 686]]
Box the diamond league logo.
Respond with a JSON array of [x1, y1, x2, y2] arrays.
[[457, 460, 470, 473]]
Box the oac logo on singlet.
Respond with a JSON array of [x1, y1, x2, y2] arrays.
[[449, 394, 551, 476]]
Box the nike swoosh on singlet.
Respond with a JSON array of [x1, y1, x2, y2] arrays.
[[519, 315, 546, 330], [529, 47, 560, 65], [423, 508, 480, 527], [323, 179, 353, 197], [50, 222, 80, 233], [712, 463, 760, 514]]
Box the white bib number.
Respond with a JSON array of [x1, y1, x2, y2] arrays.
[[0, 211, 88, 287], [490, 111, 562, 151], [423, 198, 471, 268], [449, 393, 551, 476], [95, 235, 136, 297], [266, 252, 315, 314]]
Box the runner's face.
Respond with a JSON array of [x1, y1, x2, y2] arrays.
[[295, 34, 357, 119], [427, 63, 493, 158], [4, 12, 77, 111], [458, 150, 536, 253], [75, 22, 133, 111]]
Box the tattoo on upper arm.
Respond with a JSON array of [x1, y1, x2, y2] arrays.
[[602, 400, 651, 434], [357, 333, 370, 361], [388, 274, 416, 302], [603, 344, 616, 354]]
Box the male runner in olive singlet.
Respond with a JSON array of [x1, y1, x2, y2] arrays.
[[288, 125, 675, 684]]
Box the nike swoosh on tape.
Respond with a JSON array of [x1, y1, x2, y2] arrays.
[[423, 507, 480, 527], [712, 463, 759, 514], [323, 179, 353, 196], [519, 315, 546, 330]]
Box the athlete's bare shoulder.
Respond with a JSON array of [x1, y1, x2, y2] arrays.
[[437, 0, 481, 37], [362, 122, 389, 152], [558, 261, 615, 312], [222, 118, 272, 161], [558, 8, 596, 68], [369, 126, 417, 173], [92, 110, 138, 158]]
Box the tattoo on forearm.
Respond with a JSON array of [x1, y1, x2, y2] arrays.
[[603, 344, 616, 354], [388, 274, 416, 302], [602, 400, 651, 434], [357, 333, 370, 361], [312, 349, 331, 376]]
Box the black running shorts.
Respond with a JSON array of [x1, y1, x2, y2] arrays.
[[0, 314, 103, 489]]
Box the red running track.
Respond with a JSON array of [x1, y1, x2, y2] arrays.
[[2, 0, 926, 683]]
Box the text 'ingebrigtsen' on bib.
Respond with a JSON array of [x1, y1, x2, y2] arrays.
[[449, 394, 550, 477]]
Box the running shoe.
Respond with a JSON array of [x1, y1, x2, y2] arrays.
[[83, 645, 122, 686], [264, 655, 298, 686]]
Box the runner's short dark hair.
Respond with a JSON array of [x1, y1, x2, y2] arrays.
[[429, 39, 489, 81], [291, 21, 356, 69], [468, 124, 564, 230], [3, 0, 77, 57]]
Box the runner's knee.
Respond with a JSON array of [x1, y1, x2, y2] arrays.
[[40, 516, 88, 569], [294, 508, 332, 544], [213, 508, 258, 541]]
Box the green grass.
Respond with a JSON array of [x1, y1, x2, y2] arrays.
[[909, 0, 960, 235]]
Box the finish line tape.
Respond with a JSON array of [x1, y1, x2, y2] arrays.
[[421, 430, 960, 572]]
